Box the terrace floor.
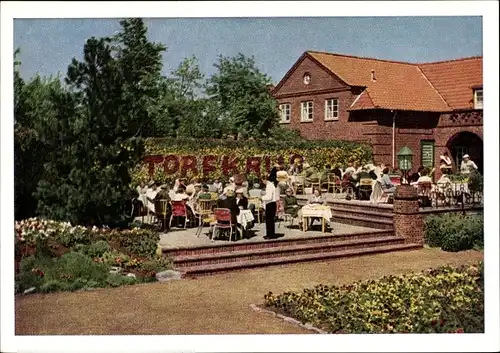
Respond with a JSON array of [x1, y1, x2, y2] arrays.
[[158, 221, 377, 249]]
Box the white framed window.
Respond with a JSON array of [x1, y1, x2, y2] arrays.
[[279, 103, 291, 123], [325, 98, 339, 121], [473, 89, 483, 110], [300, 101, 313, 122]]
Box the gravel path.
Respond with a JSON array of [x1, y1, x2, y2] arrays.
[[16, 248, 483, 335]]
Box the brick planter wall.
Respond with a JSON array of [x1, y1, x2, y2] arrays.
[[393, 185, 424, 245]]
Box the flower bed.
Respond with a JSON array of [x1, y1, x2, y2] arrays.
[[15, 218, 172, 294], [263, 263, 483, 333]]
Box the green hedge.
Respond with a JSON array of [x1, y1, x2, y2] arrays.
[[264, 263, 484, 333], [425, 213, 483, 252], [132, 137, 372, 185]]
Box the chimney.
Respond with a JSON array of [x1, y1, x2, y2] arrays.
[[371, 69, 376, 82]]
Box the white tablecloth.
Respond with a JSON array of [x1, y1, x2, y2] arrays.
[[237, 209, 255, 229], [298, 204, 332, 220]]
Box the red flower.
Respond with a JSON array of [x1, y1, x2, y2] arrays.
[[431, 319, 437, 325], [456, 328, 464, 333], [440, 319, 445, 327]]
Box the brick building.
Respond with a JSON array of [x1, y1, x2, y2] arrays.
[[272, 51, 483, 178]]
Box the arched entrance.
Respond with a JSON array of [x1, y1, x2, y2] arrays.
[[447, 132, 483, 174]]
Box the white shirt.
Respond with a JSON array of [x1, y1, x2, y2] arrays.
[[145, 188, 159, 212], [261, 181, 280, 206], [460, 160, 478, 174]]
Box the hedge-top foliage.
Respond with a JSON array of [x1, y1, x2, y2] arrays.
[[131, 137, 372, 185]]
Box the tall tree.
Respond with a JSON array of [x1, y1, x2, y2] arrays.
[[152, 55, 209, 137], [35, 18, 166, 225], [205, 53, 280, 139], [14, 48, 64, 219]]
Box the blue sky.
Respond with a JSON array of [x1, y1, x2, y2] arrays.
[[14, 16, 482, 84]]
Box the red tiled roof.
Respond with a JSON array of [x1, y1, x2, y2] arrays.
[[306, 51, 482, 112], [419, 57, 483, 110], [349, 89, 375, 110]]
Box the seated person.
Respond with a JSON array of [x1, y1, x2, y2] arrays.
[[136, 180, 148, 198], [352, 167, 371, 199], [306, 188, 326, 228], [331, 165, 343, 179], [409, 166, 425, 183], [380, 167, 396, 193], [417, 168, 433, 184], [283, 188, 301, 218], [198, 184, 212, 200], [189, 183, 202, 203], [288, 158, 302, 176], [308, 188, 326, 205], [235, 188, 249, 210], [209, 178, 223, 194], [217, 189, 240, 225], [343, 162, 356, 177], [154, 186, 171, 228], [145, 181, 159, 213], [172, 186, 189, 201]]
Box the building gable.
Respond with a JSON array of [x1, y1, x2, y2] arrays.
[[273, 53, 350, 97]]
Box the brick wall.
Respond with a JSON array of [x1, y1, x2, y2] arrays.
[[274, 56, 368, 142], [273, 56, 483, 175], [393, 185, 424, 245]]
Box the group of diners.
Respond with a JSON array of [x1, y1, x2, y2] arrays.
[[132, 167, 288, 239]]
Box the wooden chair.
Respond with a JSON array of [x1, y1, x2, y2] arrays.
[[212, 208, 237, 242], [417, 181, 433, 207], [195, 199, 215, 236], [169, 200, 189, 229], [327, 174, 337, 194], [276, 199, 294, 230], [310, 178, 321, 193], [248, 197, 263, 223], [358, 178, 373, 200], [154, 199, 170, 231], [294, 175, 306, 195]]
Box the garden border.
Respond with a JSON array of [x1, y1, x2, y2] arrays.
[[249, 303, 328, 334]]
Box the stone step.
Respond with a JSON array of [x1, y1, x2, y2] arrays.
[[162, 229, 395, 257], [328, 200, 394, 215], [179, 243, 422, 278], [331, 214, 394, 229], [173, 235, 404, 268], [330, 207, 393, 222]]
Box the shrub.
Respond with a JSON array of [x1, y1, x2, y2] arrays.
[[424, 213, 483, 252], [138, 256, 172, 273], [264, 263, 483, 334], [75, 240, 111, 258], [111, 228, 160, 258], [40, 279, 70, 293], [105, 273, 137, 287]]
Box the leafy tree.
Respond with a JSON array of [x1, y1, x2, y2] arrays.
[[152, 55, 209, 138], [14, 49, 64, 219], [35, 18, 165, 226], [205, 53, 280, 139]]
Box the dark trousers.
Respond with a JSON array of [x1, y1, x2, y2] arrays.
[[265, 201, 277, 237]]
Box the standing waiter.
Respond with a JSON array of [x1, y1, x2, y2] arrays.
[[261, 167, 280, 239]]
